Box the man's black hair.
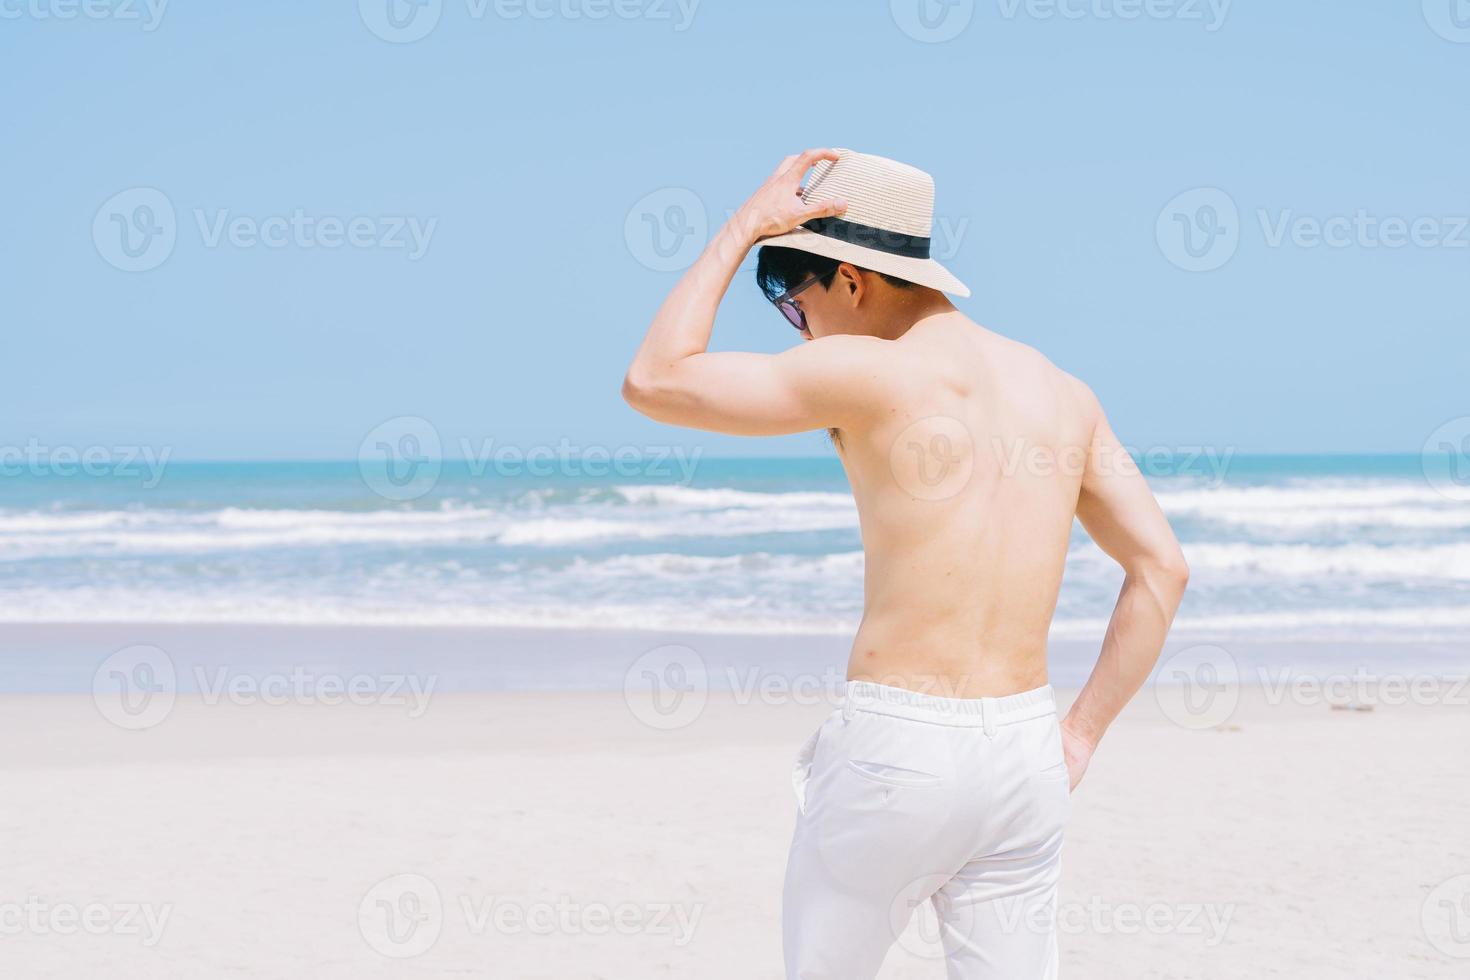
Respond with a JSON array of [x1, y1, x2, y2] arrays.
[[755, 246, 917, 301], [756, 246, 918, 450]]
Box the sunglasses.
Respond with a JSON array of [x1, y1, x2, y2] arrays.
[[770, 274, 826, 332]]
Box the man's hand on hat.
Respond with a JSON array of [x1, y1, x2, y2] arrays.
[[732, 148, 850, 245]]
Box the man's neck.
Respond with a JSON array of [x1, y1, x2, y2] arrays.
[[872, 289, 958, 341]]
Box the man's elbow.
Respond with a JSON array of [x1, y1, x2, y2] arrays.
[[621, 364, 676, 420], [1143, 549, 1191, 597], [621, 368, 652, 414], [1122, 545, 1189, 598]]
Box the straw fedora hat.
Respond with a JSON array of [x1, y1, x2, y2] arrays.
[[755, 148, 970, 298]]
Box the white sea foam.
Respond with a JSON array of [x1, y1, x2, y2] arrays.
[[1156, 482, 1467, 533], [0, 512, 508, 559], [1156, 482, 1451, 512], [565, 550, 866, 580], [0, 492, 860, 557], [1181, 541, 1470, 580], [1189, 506, 1470, 531], [611, 484, 855, 510]]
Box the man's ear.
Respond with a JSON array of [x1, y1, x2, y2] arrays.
[[835, 263, 865, 306]]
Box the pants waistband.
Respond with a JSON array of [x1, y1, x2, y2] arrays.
[[840, 680, 1056, 731]]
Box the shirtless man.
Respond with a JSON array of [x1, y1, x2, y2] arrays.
[[623, 148, 1189, 980]]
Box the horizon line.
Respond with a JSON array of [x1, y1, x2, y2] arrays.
[[74, 450, 1433, 464]]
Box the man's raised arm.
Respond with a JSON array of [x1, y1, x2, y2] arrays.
[[623, 149, 889, 436]]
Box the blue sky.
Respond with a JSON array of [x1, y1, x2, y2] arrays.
[[2, 0, 1466, 459]]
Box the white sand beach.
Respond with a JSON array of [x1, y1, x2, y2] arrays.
[[1, 624, 1466, 979]]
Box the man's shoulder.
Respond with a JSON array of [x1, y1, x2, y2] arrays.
[[1051, 366, 1103, 430], [989, 335, 1097, 400], [802, 332, 931, 382], [1054, 365, 1101, 411], [986, 337, 1104, 429]]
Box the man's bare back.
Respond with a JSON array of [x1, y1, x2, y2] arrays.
[[837, 311, 1096, 697]]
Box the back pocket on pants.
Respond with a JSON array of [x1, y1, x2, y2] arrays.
[[845, 759, 942, 787]]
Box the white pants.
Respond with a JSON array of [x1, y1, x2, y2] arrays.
[[784, 682, 1070, 980]]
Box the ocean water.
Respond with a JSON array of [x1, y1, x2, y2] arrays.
[[0, 455, 1466, 642]]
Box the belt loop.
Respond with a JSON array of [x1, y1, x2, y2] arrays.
[[981, 698, 997, 737], [841, 689, 857, 723]]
